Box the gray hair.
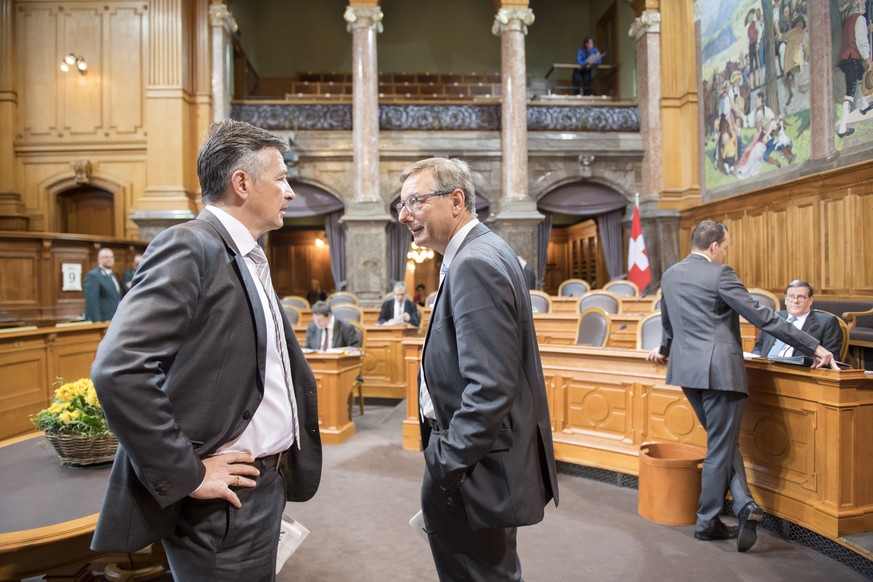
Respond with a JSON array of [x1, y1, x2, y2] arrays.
[[197, 119, 288, 204], [393, 281, 407, 293], [311, 300, 332, 317], [399, 157, 476, 215]]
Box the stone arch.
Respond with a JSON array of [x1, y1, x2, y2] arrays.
[[41, 170, 130, 238]]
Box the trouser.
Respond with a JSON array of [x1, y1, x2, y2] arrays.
[[682, 388, 754, 531], [162, 461, 286, 581], [421, 437, 522, 581]]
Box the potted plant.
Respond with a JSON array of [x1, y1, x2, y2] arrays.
[[31, 378, 118, 466]]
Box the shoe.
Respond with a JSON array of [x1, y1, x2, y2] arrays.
[[694, 519, 738, 541], [737, 501, 764, 552], [861, 103, 873, 115], [837, 128, 855, 138]]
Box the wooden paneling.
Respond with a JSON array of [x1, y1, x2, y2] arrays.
[[682, 162, 873, 299], [0, 324, 108, 439], [0, 233, 145, 323], [268, 230, 334, 297]]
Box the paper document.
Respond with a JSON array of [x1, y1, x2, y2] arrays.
[[276, 513, 310, 574], [409, 510, 428, 542]]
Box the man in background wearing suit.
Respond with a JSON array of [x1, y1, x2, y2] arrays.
[[90, 119, 322, 579], [377, 281, 421, 326], [752, 279, 843, 360], [122, 252, 142, 291], [647, 220, 837, 553], [398, 157, 558, 580], [305, 300, 361, 350], [83, 247, 122, 322]]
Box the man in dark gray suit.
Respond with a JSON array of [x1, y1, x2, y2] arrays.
[[83, 247, 122, 321], [752, 279, 843, 360], [398, 157, 558, 581], [304, 300, 361, 350], [90, 119, 322, 579], [647, 220, 837, 553]]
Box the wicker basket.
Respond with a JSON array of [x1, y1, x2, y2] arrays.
[[44, 432, 118, 466]]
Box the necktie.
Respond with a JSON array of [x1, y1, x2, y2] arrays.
[[247, 246, 299, 444], [767, 316, 798, 357], [321, 328, 329, 351]]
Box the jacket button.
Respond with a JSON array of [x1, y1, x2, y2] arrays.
[[242, 410, 252, 420]]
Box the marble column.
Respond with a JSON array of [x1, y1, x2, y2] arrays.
[[490, 7, 542, 274], [209, 2, 236, 123], [630, 9, 678, 287], [342, 5, 390, 304], [345, 5, 382, 203], [0, 0, 27, 230]]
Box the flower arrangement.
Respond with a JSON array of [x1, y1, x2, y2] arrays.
[[32, 378, 111, 436]]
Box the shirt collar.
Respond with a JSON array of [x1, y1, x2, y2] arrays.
[[205, 205, 258, 257], [691, 251, 712, 262], [441, 218, 479, 271]]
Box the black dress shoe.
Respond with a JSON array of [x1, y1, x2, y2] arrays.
[[694, 519, 738, 541], [737, 501, 764, 552], [837, 128, 855, 138], [861, 103, 873, 115]]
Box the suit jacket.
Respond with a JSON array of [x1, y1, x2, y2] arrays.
[[304, 318, 361, 350], [90, 210, 322, 553], [421, 223, 558, 530], [658, 254, 820, 393], [84, 266, 122, 322], [752, 309, 843, 359], [377, 296, 421, 327], [122, 268, 136, 291]]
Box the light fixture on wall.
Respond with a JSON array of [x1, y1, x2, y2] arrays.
[[314, 237, 325, 248], [407, 242, 434, 264], [60, 53, 87, 74]]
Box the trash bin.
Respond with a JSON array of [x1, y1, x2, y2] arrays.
[[638, 442, 706, 526]]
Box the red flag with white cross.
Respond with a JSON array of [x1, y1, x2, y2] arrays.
[[628, 195, 651, 292]]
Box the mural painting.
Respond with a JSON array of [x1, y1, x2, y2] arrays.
[[832, 0, 873, 148]]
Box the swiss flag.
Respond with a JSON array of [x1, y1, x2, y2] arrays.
[[628, 201, 651, 291]]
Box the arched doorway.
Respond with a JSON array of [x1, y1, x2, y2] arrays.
[[267, 181, 345, 297], [57, 187, 115, 237], [536, 181, 628, 293]]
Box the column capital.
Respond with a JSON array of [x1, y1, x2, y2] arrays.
[[209, 4, 238, 34], [344, 5, 384, 33], [491, 8, 535, 36], [629, 10, 660, 40]]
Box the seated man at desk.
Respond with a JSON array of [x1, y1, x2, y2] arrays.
[[752, 279, 843, 359], [305, 301, 361, 350], [573, 37, 602, 96], [377, 282, 421, 326]]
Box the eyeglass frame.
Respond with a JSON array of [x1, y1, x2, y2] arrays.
[[395, 190, 455, 214], [785, 293, 810, 302]]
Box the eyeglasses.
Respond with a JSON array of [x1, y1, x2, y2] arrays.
[[785, 295, 809, 302], [395, 190, 454, 214]]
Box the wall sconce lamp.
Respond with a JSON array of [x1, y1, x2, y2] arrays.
[[60, 53, 87, 74], [314, 238, 325, 248]]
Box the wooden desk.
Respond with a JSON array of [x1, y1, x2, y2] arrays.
[[361, 324, 419, 399], [0, 323, 108, 440], [0, 433, 108, 579], [304, 351, 361, 444], [402, 341, 873, 541]]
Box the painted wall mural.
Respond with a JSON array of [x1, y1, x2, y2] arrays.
[[832, 0, 873, 147]]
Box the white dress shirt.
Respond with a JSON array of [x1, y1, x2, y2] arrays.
[[205, 205, 296, 458], [420, 218, 480, 420]]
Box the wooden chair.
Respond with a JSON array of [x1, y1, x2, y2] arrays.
[[577, 290, 621, 315], [636, 311, 662, 350], [281, 295, 310, 311], [557, 279, 591, 297], [281, 304, 301, 326], [426, 291, 438, 307], [328, 292, 359, 307], [748, 288, 780, 311], [575, 307, 611, 347], [814, 309, 850, 363], [347, 320, 367, 417], [529, 290, 553, 314], [333, 304, 363, 323], [603, 280, 640, 297]]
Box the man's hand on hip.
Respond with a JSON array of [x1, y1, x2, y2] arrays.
[[189, 452, 261, 508]]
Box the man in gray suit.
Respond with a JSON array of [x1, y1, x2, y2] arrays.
[[398, 157, 558, 581], [90, 119, 322, 579], [647, 220, 836, 553], [304, 300, 361, 350], [83, 247, 122, 321], [752, 279, 844, 360]]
